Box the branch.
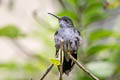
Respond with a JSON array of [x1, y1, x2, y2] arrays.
[[66, 51, 99, 80], [59, 41, 63, 80], [58, 41, 99, 80], [0, 0, 2, 5], [39, 47, 60, 80], [58, 0, 66, 9], [10, 39, 54, 80], [39, 41, 99, 80], [40, 64, 54, 80]]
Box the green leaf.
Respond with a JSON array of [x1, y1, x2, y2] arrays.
[[83, 13, 106, 27], [84, 2, 103, 13], [88, 29, 113, 43], [0, 24, 25, 38], [82, 2, 105, 26], [84, 0, 102, 5], [112, 32, 120, 40], [34, 54, 48, 63], [86, 43, 120, 55], [86, 44, 109, 54], [66, 0, 77, 5], [0, 62, 18, 70], [86, 61, 116, 78], [23, 63, 39, 72], [75, 70, 92, 80]]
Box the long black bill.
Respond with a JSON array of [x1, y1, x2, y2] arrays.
[[48, 13, 60, 20]]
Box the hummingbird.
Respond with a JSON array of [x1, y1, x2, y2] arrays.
[[48, 13, 82, 75]]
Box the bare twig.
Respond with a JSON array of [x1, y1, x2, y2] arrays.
[[40, 64, 54, 80], [66, 51, 99, 80], [58, 41, 99, 80], [58, 0, 66, 9], [59, 41, 63, 80], [39, 41, 99, 80], [0, 0, 2, 5], [39, 48, 60, 80], [10, 39, 54, 80]]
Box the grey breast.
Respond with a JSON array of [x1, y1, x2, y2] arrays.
[[58, 28, 79, 51]]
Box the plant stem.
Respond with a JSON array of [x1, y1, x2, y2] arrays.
[[59, 41, 63, 80], [40, 64, 54, 80], [67, 51, 99, 80]]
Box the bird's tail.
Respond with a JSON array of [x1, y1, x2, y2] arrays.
[[62, 51, 77, 75]]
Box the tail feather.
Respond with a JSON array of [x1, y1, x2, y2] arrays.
[[62, 51, 77, 75]]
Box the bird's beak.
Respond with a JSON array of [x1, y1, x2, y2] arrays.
[[48, 13, 60, 20]]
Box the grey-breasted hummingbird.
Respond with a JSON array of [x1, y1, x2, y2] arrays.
[[48, 13, 82, 75]]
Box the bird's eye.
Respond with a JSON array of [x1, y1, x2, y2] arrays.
[[64, 19, 69, 23], [64, 19, 68, 22]]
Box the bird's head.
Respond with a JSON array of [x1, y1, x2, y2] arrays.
[[48, 13, 74, 28]]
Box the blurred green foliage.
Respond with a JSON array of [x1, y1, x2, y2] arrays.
[[0, 0, 120, 80], [0, 24, 25, 38]]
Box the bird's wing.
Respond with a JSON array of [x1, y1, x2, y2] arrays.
[[75, 29, 82, 47], [54, 31, 60, 57], [54, 31, 61, 49]]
